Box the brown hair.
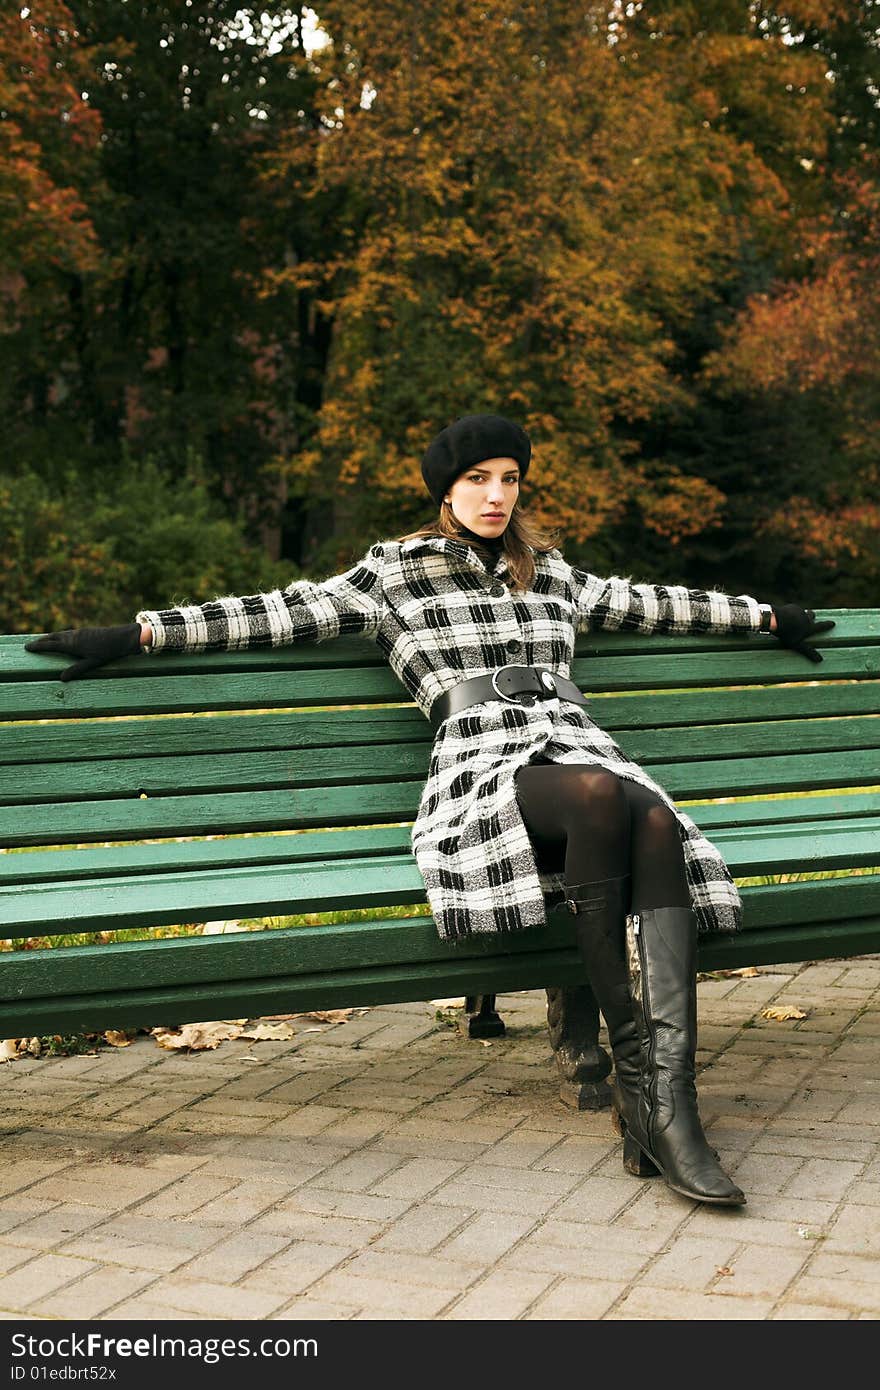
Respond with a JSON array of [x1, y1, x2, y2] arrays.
[[397, 502, 560, 592]]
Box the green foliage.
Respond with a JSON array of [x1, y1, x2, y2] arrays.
[[0, 457, 294, 632]]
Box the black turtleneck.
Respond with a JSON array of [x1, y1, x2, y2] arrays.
[[458, 526, 506, 570]]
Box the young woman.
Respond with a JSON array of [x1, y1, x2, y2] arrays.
[[26, 413, 833, 1208]]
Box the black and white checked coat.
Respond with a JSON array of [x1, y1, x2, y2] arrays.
[[138, 537, 764, 942]]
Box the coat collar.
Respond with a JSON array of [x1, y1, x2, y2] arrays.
[[400, 534, 513, 577]]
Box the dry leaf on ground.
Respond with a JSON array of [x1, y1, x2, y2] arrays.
[[0, 1039, 20, 1063], [239, 1022, 296, 1042], [731, 967, 759, 978], [761, 1005, 808, 1022], [150, 1020, 247, 1051], [429, 997, 467, 1008], [103, 1030, 133, 1048], [300, 1009, 365, 1025]]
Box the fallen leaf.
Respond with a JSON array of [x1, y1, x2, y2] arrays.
[[301, 1009, 362, 1025], [761, 1005, 808, 1022], [103, 1030, 132, 1048], [239, 1022, 296, 1042], [429, 998, 467, 1009], [0, 1039, 20, 1063], [716, 1266, 735, 1277], [150, 1020, 247, 1051], [731, 967, 759, 978], [201, 920, 246, 935]]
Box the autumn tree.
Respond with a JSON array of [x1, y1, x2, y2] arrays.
[[270, 0, 847, 582]]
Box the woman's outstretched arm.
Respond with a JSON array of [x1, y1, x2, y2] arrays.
[[137, 543, 387, 653], [570, 565, 767, 638], [25, 544, 387, 680]]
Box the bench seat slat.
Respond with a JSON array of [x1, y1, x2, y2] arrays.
[[2, 880, 878, 997], [2, 840, 877, 937], [3, 795, 879, 885], [4, 685, 879, 771], [3, 717, 879, 805], [1, 644, 874, 720], [4, 740, 880, 845]]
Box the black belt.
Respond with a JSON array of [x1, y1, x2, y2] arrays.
[[429, 664, 587, 733]]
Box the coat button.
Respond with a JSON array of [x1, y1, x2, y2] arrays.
[[490, 584, 505, 598], [506, 639, 521, 654]]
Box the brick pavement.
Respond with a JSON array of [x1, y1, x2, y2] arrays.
[[0, 956, 878, 1320]]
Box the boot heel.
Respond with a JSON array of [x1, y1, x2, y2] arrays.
[[622, 1131, 659, 1178]]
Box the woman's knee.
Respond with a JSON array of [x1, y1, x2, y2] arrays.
[[640, 800, 681, 851], [559, 766, 628, 827]]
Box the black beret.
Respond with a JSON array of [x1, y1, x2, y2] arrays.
[[421, 414, 531, 507]]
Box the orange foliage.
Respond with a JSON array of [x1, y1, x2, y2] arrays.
[[0, 2, 101, 281], [265, 0, 831, 544]]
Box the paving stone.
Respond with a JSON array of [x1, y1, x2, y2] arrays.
[[0, 1252, 97, 1311], [791, 1276, 880, 1313], [807, 1249, 880, 1284], [261, 1104, 352, 1137], [369, 1157, 464, 1200], [177, 1230, 292, 1283], [250, 1209, 388, 1246], [435, 1210, 535, 1266], [608, 1286, 775, 1319], [0, 1161, 76, 1198], [2, 1203, 110, 1250], [241, 1239, 355, 1295], [311, 1110, 400, 1142], [712, 1244, 807, 1298], [31, 1264, 157, 1319], [131, 1172, 238, 1219], [267, 1187, 409, 1223], [525, 1277, 626, 1319], [0, 1243, 33, 1275], [443, 1268, 555, 1319], [333, 1248, 464, 1292], [306, 1270, 459, 1317], [312, 1150, 405, 1193], [771, 1301, 851, 1320], [640, 1235, 741, 1291], [59, 1215, 218, 1272], [137, 1276, 288, 1319], [25, 1162, 177, 1211], [372, 1203, 474, 1255], [784, 1157, 864, 1202], [724, 1151, 807, 1196], [268, 1297, 359, 1320], [823, 1205, 880, 1256], [552, 1176, 643, 1224]]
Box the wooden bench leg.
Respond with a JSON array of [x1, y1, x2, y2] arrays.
[[464, 994, 506, 1038], [546, 983, 613, 1111]]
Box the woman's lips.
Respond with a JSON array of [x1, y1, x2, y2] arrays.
[[483, 513, 505, 519]]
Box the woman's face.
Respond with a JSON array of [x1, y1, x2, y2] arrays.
[[444, 456, 520, 538]]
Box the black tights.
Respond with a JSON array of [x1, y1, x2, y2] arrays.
[[514, 760, 690, 911]]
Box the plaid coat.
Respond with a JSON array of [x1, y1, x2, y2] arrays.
[[138, 536, 764, 942]]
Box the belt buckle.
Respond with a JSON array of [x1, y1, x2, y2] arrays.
[[491, 664, 540, 705]]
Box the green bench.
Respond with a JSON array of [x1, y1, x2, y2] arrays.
[[2, 610, 878, 1106]]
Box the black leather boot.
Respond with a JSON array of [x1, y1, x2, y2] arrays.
[[623, 905, 746, 1206], [563, 876, 642, 1137]]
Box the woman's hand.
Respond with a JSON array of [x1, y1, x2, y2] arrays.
[[24, 623, 144, 682], [771, 605, 836, 664]]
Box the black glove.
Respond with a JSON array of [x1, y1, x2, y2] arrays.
[[24, 623, 143, 682], [771, 604, 835, 664]]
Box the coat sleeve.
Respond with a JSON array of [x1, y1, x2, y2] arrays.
[[569, 564, 763, 637], [136, 543, 387, 653]]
